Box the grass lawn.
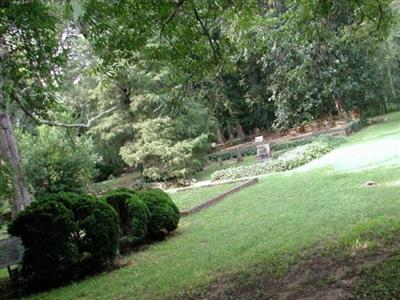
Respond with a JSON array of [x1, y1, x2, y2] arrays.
[[25, 112, 400, 299], [0, 269, 8, 279], [169, 182, 241, 211], [299, 111, 400, 173]]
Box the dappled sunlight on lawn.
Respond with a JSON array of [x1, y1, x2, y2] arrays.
[[297, 113, 400, 173], [298, 137, 400, 172]]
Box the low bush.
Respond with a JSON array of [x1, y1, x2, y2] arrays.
[[102, 189, 149, 252], [344, 118, 367, 135], [139, 189, 180, 239], [8, 192, 119, 287], [211, 140, 336, 180], [16, 126, 100, 197]]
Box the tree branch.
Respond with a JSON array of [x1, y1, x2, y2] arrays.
[[14, 93, 117, 128], [369, 0, 383, 35], [160, 0, 186, 36], [192, 1, 219, 65]]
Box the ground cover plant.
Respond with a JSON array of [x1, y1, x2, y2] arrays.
[[194, 156, 256, 181], [354, 255, 400, 299], [211, 136, 345, 180], [21, 113, 400, 300], [169, 182, 241, 211]]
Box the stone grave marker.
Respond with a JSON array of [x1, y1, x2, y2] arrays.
[[0, 237, 24, 270], [255, 135, 264, 144], [256, 143, 271, 161]]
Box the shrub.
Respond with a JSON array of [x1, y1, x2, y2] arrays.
[[119, 102, 212, 182], [344, 118, 367, 135], [8, 192, 119, 286], [139, 189, 180, 239], [16, 126, 100, 197], [102, 189, 149, 252], [8, 200, 78, 286], [211, 140, 336, 180]]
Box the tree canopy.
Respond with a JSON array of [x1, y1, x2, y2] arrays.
[[0, 0, 399, 216]]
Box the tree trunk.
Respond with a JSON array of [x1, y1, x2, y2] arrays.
[[387, 66, 399, 109], [0, 110, 31, 218], [0, 36, 31, 218], [334, 96, 348, 120], [227, 124, 235, 141], [0, 113, 31, 218], [216, 126, 225, 145], [236, 124, 245, 142]]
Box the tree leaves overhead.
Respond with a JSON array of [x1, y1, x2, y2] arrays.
[[0, 1, 66, 115]]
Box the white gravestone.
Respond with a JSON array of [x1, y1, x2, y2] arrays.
[[255, 136, 264, 144], [256, 143, 271, 161]]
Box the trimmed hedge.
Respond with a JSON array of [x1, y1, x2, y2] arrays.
[[102, 189, 149, 252], [8, 193, 119, 286], [140, 189, 180, 239]]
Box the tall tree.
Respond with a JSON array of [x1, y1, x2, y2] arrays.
[[0, 1, 65, 217]]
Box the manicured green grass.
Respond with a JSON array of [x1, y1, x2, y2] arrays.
[[25, 112, 400, 300], [0, 269, 8, 279], [347, 111, 400, 145], [169, 182, 241, 210], [298, 111, 400, 172], [194, 156, 256, 181], [28, 164, 400, 299]]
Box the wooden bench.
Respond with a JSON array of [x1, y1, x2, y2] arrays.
[[0, 237, 24, 278]]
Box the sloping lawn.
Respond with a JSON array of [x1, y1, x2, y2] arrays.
[[26, 112, 400, 299], [169, 182, 241, 211], [28, 166, 400, 300], [0, 269, 8, 279], [299, 111, 400, 172]]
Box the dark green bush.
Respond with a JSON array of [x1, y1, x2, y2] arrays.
[[344, 118, 367, 135], [74, 199, 120, 264], [102, 189, 149, 252], [8, 192, 119, 286], [139, 189, 180, 239]]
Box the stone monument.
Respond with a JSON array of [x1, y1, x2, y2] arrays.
[[254, 135, 271, 161]]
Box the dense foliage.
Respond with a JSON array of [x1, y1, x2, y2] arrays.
[[8, 192, 119, 286], [16, 126, 99, 196], [1, 0, 399, 217], [56, 0, 398, 181]]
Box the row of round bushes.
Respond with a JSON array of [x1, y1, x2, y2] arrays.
[[101, 188, 180, 252], [8, 188, 180, 287]]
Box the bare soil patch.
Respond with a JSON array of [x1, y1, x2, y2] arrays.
[[179, 241, 400, 300]]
